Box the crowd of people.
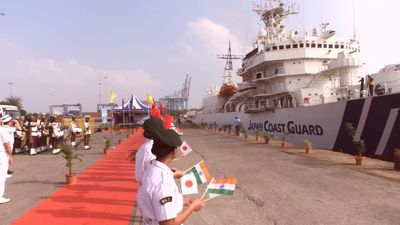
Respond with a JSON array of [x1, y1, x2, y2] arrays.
[[0, 111, 92, 204]]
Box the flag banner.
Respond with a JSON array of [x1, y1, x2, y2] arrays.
[[180, 173, 198, 195], [207, 178, 237, 199], [109, 91, 117, 103], [147, 92, 154, 105], [186, 161, 211, 184], [179, 141, 192, 158]]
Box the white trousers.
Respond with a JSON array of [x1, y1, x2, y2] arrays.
[[0, 152, 9, 197]]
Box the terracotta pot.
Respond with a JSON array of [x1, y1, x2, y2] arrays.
[[104, 148, 109, 154], [256, 136, 260, 142], [354, 156, 365, 165], [66, 174, 78, 184], [281, 142, 287, 148], [264, 139, 270, 144], [305, 147, 312, 153]]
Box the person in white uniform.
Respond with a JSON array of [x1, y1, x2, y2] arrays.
[[0, 114, 13, 204], [2, 114, 18, 178], [135, 117, 163, 184], [83, 115, 91, 150], [138, 128, 204, 225], [70, 116, 82, 147]]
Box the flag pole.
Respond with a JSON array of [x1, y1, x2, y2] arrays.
[[201, 177, 214, 199], [204, 197, 213, 202], [184, 160, 204, 173]]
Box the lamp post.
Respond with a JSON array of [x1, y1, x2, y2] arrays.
[[8, 82, 14, 97], [104, 76, 108, 105], [98, 83, 102, 110]]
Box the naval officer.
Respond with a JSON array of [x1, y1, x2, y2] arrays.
[[0, 114, 13, 204], [137, 128, 204, 225], [135, 117, 163, 184]]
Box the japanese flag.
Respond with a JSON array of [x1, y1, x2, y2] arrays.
[[181, 173, 198, 195], [179, 141, 192, 158]]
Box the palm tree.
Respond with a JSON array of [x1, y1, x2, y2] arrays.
[[0, 96, 24, 109]]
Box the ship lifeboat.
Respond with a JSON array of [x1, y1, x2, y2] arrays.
[[219, 84, 237, 98]]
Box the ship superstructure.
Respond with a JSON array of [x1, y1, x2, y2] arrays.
[[213, 0, 364, 114]]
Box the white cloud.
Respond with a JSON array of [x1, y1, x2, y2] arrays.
[[185, 18, 242, 55], [0, 43, 159, 112]]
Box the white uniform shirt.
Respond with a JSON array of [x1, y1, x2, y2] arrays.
[[134, 139, 156, 183], [0, 127, 10, 152], [138, 160, 183, 225], [84, 122, 91, 135]]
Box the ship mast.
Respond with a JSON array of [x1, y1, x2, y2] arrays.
[[253, 0, 299, 43], [217, 41, 242, 85]]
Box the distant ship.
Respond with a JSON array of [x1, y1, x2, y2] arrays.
[[195, 0, 400, 160]]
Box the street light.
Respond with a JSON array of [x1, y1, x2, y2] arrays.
[[8, 82, 14, 97], [104, 76, 108, 105], [98, 82, 102, 108]]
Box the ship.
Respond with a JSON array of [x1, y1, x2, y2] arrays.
[[194, 0, 400, 160]]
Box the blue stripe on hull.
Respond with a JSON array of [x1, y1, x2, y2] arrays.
[[361, 93, 400, 157], [384, 110, 400, 158], [333, 98, 365, 155]]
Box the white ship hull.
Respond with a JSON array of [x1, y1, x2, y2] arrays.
[[195, 93, 400, 159]]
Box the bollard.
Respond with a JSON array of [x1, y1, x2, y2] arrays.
[[394, 148, 400, 171]]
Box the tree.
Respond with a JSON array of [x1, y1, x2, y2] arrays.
[[0, 96, 24, 109]]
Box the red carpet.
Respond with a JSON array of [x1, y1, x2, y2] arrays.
[[12, 130, 145, 225]]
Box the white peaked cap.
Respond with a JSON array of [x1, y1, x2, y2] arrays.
[[2, 114, 12, 123]]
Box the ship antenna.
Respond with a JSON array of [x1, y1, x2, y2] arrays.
[[352, 0, 357, 40]]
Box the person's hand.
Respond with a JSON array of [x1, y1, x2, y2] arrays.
[[189, 199, 205, 212], [9, 157, 13, 166], [184, 198, 194, 207], [173, 170, 185, 179]]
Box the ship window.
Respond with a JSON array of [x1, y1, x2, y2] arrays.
[[272, 46, 277, 50], [329, 44, 333, 48], [317, 44, 322, 48], [309, 93, 312, 96], [274, 68, 279, 75], [306, 43, 310, 47], [336, 93, 338, 95], [298, 78, 301, 81], [286, 45, 291, 49], [279, 45, 284, 50], [323, 44, 327, 48], [311, 43, 316, 48], [331, 93, 334, 95], [293, 62, 296, 64], [335, 45, 339, 49], [358, 49, 360, 52], [340, 45, 344, 49], [293, 44, 298, 48], [266, 47, 271, 52], [298, 61, 301, 64], [289, 81, 292, 84], [315, 93, 318, 96], [299, 43, 304, 48], [256, 73, 262, 79]]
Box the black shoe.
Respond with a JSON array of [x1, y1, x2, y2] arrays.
[[7, 170, 14, 175]]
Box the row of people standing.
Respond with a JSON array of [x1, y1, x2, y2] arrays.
[[10, 114, 91, 155]]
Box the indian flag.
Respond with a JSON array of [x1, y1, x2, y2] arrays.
[[207, 178, 237, 199], [186, 161, 211, 184]]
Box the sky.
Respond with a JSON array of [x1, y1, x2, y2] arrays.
[[0, 0, 399, 112]]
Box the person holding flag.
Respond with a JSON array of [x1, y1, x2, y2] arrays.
[[137, 128, 204, 225]]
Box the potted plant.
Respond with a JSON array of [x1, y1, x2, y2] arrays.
[[104, 138, 111, 154], [281, 131, 290, 148], [304, 139, 312, 153], [345, 122, 366, 165], [263, 132, 276, 144], [223, 125, 227, 134], [255, 128, 261, 142], [227, 124, 232, 135], [60, 143, 83, 184]]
